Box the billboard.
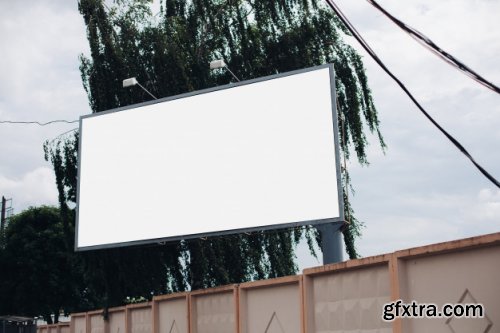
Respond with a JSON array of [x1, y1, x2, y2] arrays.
[[76, 64, 343, 251]]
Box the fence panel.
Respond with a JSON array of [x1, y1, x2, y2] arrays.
[[108, 308, 125, 333], [239, 276, 303, 333], [42, 232, 500, 333], [88, 312, 104, 333], [153, 293, 189, 333], [304, 255, 393, 333], [397, 239, 500, 333], [60, 324, 70, 333], [189, 285, 238, 333], [71, 314, 86, 333], [127, 303, 152, 333]]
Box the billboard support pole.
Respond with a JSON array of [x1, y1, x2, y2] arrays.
[[317, 222, 343, 264]]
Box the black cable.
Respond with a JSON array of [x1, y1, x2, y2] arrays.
[[324, 0, 500, 189], [0, 120, 78, 126], [364, 0, 500, 94]]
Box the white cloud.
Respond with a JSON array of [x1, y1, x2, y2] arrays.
[[0, 167, 58, 212], [332, 0, 500, 259], [472, 188, 500, 220], [0, 0, 498, 265], [0, 1, 89, 191], [0, 1, 90, 120], [341, 0, 500, 100]]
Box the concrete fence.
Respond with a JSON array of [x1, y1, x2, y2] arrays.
[[38, 323, 69, 333], [39, 232, 500, 333]]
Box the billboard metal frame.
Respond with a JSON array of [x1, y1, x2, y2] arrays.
[[75, 63, 344, 251]]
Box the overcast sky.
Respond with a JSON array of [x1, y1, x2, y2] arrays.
[[0, 0, 499, 269]]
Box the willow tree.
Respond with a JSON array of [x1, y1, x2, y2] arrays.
[[46, 0, 384, 308]]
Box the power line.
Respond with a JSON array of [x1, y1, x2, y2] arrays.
[[0, 120, 78, 126], [364, 0, 500, 94], [324, 0, 500, 189]]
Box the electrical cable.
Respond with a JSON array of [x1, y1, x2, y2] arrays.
[[324, 0, 500, 189], [0, 120, 78, 126], [364, 0, 500, 94]]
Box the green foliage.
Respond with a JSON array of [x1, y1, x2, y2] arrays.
[[0, 206, 85, 322], [42, 0, 385, 309]]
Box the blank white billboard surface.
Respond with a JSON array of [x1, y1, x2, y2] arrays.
[[76, 65, 343, 250]]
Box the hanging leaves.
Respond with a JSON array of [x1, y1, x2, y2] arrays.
[[43, 0, 385, 308]]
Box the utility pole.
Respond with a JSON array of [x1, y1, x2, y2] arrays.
[[0, 196, 6, 246]]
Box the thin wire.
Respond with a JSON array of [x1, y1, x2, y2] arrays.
[[48, 127, 79, 144], [0, 120, 78, 126], [324, 0, 500, 189], [364, 0, 500, 94]]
